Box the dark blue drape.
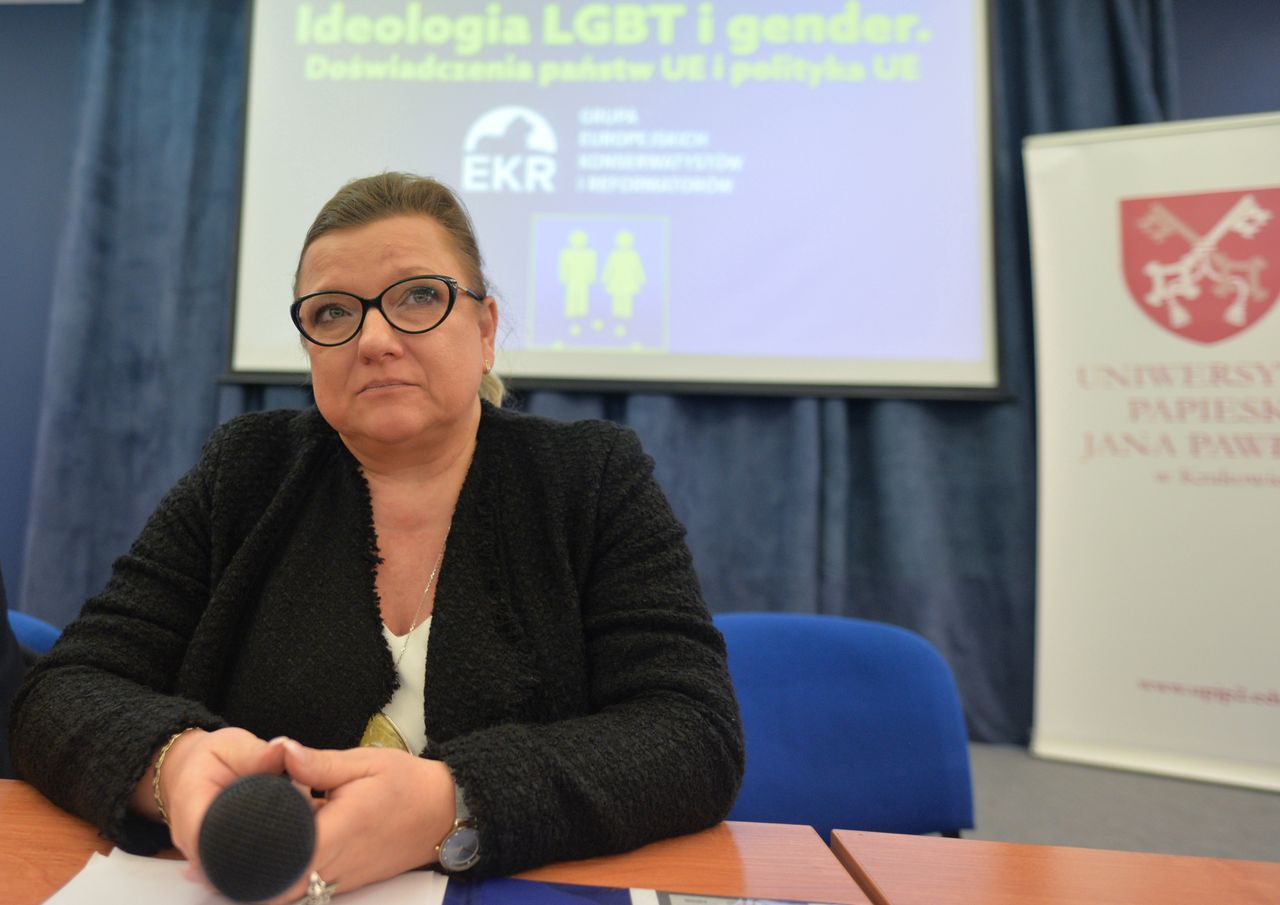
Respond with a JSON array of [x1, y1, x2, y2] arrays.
[[21, 0, 1178, 744], [21, 0, 249, 625]]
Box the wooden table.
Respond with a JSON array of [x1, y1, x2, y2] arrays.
[[0, 781, 114, 905], [0, 780, 869, 904], [832, 829, 1280, 905], [520, 820, 869, 903]]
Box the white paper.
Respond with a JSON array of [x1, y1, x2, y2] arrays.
[[46, 849, 449, 905]]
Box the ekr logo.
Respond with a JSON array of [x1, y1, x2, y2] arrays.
[[461, 106, 557, 193], [1120, 187, 1280, 344]]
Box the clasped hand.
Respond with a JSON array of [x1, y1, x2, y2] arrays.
[[155, 728, 458, 903]]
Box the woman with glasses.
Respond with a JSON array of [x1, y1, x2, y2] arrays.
[[11, 172, 743, 903]]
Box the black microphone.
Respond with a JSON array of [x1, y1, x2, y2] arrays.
[[197, 773, 316, 902]]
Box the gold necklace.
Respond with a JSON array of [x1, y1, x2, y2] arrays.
[[395, 541, 446, 668]]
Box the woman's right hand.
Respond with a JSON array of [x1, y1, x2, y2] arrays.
[[133, 727, 291, 871]]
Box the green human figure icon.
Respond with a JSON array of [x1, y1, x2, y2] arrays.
[[603, 231, 646, 319], [559, 229, 597, 318]]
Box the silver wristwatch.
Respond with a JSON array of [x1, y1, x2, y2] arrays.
[[436, 783, 480, 872]]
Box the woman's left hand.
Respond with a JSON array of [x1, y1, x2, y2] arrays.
[[258, 740, 459, 903]]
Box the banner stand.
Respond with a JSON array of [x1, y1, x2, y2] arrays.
[[1026, 113, 1280, 791]]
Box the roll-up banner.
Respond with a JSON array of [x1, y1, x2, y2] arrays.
[[1026, 113, 1280, 791]]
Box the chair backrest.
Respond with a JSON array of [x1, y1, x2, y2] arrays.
[[7, 609, 61, 655], [715, 612, 973, 840]]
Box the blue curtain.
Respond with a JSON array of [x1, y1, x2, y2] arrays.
[[21, 0, 1178, 744], [21, 0, 250, 623]]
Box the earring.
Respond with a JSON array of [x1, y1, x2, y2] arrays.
[[483, 359, 492, 374]]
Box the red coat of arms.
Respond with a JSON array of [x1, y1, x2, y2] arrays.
[[1120, 187, 1280, 343]]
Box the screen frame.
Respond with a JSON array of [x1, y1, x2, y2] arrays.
[[223, 0, 1004, 401]]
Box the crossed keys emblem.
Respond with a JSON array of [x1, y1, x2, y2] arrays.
[[1136, 194, 1272, 329]]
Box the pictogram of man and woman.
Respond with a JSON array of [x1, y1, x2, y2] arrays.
[[559, 228, 646, 324]]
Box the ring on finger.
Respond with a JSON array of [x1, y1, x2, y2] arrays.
[[299, 871, 338, 904]]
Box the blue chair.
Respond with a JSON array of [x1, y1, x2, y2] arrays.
[[7, 610, 61, 655], [715, 612, 973, 841]]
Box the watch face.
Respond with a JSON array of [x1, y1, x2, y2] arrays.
[[440, 825, 481, 871]]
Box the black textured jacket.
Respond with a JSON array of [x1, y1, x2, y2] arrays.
[[0, 566, 25, 779], [10, 403, 743, 875]]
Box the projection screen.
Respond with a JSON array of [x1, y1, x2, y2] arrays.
[[230, 0, 996, 395]]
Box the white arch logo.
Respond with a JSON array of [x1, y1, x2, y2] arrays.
[[462, 106, 557, 193]]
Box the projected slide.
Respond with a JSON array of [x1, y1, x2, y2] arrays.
[[232, 1, 994, 393]]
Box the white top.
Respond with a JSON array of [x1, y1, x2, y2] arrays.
[[379, 615, 430, 756]]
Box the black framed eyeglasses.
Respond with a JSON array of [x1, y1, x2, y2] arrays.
[[290, 274, 484, 347]]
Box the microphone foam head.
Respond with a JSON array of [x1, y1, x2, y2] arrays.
[[198, 772, 316, 903]]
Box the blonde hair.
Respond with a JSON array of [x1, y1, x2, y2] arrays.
[[297, 172, 504, 406]]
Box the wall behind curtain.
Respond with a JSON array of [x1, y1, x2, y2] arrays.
[[21, 0, 1181, 745], [1175, 0, 1279, 117]]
